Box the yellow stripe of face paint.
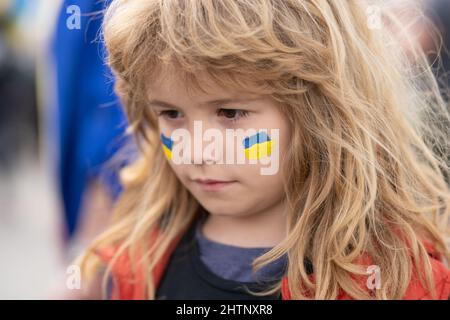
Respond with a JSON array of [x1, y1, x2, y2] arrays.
[[244, 140, 272, 160], [162, 144, 172, 160]]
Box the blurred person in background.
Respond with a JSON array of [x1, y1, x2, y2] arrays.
[[414, 0, 450, 184], [391, 0, 450, 184], [0, 0, 135, 299], [0, 0, 63, 299], [45, 0, 133, 263], [420, 0, 450, 93], [0, 0, 37, 181]]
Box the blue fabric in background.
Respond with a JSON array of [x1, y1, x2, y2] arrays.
[[49, 0, 129, 239]]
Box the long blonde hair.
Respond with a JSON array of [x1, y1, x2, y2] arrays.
[[77, 0, 450, 299]]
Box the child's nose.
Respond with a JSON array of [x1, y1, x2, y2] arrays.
[[188, 120, 223, 165]]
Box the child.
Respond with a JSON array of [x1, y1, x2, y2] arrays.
[[77, 0, 450, 299]]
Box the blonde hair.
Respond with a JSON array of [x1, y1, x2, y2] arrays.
[[77, 0, 450, 299]]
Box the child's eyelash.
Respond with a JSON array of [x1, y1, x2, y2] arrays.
[[156, 108, 249, 122], [157, 110, 181, 119], [216, 108, 250, 122]]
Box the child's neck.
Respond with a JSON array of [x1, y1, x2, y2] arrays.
[[201, 201, 287, 248]]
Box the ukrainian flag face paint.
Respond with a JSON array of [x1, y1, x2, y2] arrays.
[[161, 133, 173, 160], [243, 132, 272, 160]]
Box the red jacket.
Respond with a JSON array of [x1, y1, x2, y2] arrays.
[[96, 226, 450, 300]]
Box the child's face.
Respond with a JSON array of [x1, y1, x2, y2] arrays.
[[148, 71, 291, 218]]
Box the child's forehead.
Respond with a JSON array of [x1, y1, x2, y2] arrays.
[[147, 68, 261, 104]]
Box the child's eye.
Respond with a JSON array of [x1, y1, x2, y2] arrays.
[[216, 108, 249, 122], [157, 109, 182, 119]]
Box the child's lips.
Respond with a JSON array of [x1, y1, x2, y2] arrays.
[[192, 178, 237, 191]]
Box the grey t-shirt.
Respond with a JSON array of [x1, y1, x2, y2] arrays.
[[195, 217, 288, 283]]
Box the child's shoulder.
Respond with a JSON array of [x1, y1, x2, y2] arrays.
[[93, 227, 183, 299], [335, 240, 450, 300], [95, 231, 450, 300], [401, 240, 450, 300]]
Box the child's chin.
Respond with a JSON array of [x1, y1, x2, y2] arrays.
[[200, 202, 249, 218]]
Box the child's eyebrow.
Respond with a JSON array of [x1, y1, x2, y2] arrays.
[[148, 100, 182, 109], [148, 97, 259, 109]]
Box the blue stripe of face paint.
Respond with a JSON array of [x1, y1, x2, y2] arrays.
[[161, 133, 173, 150], [243, 132, 271, 149]]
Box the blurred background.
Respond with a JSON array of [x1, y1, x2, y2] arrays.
[[0, 0, 448, 299], [0, 0, 130, 299]]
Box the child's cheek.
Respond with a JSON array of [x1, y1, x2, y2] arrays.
[[160, 133, 173, 161], [243, 132, 272, 160]]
